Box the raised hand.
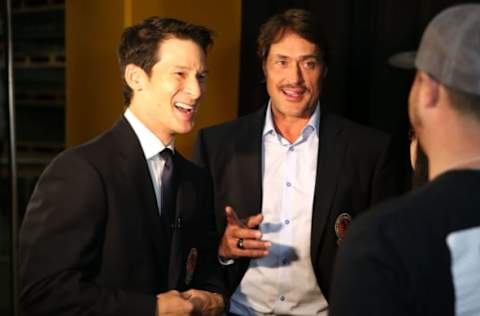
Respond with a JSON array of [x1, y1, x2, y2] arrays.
[[218, 206, 271, 259]]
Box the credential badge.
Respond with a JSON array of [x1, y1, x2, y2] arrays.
[[185, 248, 198, 285], [335, 212, 352, 245]]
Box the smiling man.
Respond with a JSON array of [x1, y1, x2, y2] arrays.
[[193, 8, 398, 315], [19, 17, 225, 316]]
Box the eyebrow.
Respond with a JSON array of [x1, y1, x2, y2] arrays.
[[172, 65, 191, 70], [273, 54, 320, 61], [172, 65, 208, 74]]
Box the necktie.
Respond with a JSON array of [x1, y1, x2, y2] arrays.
[[158, 148, 176, 290], [159, 148, 175, 225]]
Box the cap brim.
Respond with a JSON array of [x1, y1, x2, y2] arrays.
[[388, 51, 417, 69]]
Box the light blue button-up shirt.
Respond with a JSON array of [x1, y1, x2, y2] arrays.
[[230, 102, 328, 315], [124, 109, 174, 213]]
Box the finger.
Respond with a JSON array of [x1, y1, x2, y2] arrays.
[[220, 236, 270, 259], [235, 248, 269, 258], [245, 213, 263, 228], [225, 206, 243, 226], [240, 238, 271, 250], [234, 227, 263, 240], [189, 297, 204, 312], [167, 290, 180, 296], [180, 290, 193, 299]]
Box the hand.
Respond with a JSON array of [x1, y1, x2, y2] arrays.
[[218, 206, 271, 259], [181, 289, 224, 316], [157, 290, 194, 315]]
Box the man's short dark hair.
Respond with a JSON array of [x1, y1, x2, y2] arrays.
[[118, 17, 213, 105], [257, 8, 328, 65], [446, 86, 480, 122]]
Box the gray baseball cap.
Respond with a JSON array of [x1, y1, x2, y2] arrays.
[[416, 4, 480, 96]]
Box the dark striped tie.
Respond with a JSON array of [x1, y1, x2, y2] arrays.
[[160, 148, 175, 224], [159, 148, 176, 289]]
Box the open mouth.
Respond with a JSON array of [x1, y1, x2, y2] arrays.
[[281, 87, 306, 98], [174, 102, 196, 113]]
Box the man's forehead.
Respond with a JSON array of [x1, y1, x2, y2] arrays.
[[155, 36, 204, 55], [268, 32, 320, 55], [268, 47, 321, 61], [272, 30, 317, 46], [154, 38, 206, 65]]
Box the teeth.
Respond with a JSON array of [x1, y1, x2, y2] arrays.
[[283, 89, 303, 97], [175, 102, 194, 112]]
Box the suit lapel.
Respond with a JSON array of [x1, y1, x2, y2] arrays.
[[111, 118, 165, 262], [310, 113, 346, 263], [233, 108, 266, 218]]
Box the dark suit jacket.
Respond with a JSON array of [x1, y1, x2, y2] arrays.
[[19, 117, 224, 315], [192, 107, 398, 300]]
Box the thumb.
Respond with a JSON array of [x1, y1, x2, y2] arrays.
[[181, 290, 193, 299], [246, 213, 263, 228]]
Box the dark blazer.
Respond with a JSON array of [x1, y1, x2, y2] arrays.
[[19, 117, 224, 316], [192, 107, 398, 300]]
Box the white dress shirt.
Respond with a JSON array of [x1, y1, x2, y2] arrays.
[[230, 102, 328, 315], [124, 109, 174, 213]]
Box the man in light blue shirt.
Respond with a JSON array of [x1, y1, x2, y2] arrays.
[[194, 8, 398, 315]]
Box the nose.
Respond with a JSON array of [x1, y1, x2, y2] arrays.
[[287, 62, 304, 84], [184, 76, 203, 100]]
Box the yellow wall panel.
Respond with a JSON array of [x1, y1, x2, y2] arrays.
[[65, 0, 125, 148], [66, 0, 241, 158]]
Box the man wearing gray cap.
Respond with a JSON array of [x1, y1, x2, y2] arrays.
[[329, 4, 480, 316]]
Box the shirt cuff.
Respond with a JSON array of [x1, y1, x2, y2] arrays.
[[218, 256, 234, 265]]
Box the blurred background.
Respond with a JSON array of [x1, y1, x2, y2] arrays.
[[0, 0, 474, 314]]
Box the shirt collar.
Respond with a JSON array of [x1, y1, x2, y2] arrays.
[[262, 100, 321, 141], [124, 108, 174, 160]]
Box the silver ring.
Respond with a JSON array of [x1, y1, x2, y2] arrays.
[[237, 238, 245, 249]]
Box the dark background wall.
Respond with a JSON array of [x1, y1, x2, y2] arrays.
[[238, 0, 476, 189]]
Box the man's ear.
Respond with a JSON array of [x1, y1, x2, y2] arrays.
[[124, 64, 147, 92], [422, 72, 440, 109]]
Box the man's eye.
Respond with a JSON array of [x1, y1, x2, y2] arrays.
[[174, 72, 186, 77], [304, 61, 317, 69], [275, 60, 288, 66], [197, 73, 208, 83]]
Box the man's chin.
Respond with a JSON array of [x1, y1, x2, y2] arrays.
[[174, 122, 195, 135]]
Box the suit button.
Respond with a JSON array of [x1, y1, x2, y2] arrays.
[[286, 182, 291, 187], [280, 296, 285, 301], [284, 219, 290, 225], [289, 146, 295, 152]]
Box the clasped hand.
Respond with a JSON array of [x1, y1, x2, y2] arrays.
[[157, 289, 224, 316]]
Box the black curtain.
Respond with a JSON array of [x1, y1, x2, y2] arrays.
[[238, 0, 475, 189], [1, 0, 14, 313]]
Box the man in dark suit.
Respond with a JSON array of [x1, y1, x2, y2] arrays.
[[19, 17, 224, 316], [193, 9, 398, 315]]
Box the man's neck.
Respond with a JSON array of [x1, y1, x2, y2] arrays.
[[428, 122, 480, 179], [128, 103, 174, 146], [271, 107, 315, 144], [273, 117, 309, 143], [430, 151, 480, 179]]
